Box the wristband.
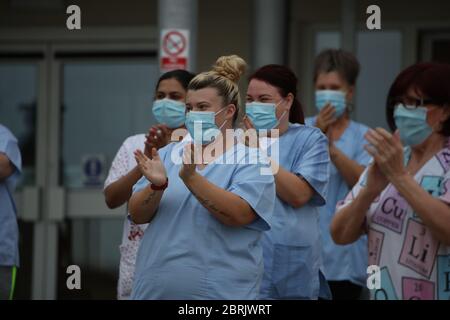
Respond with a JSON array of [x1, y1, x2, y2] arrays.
[[150, 178, 168, 191]]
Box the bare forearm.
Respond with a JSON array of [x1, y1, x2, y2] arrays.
[[104, 166, 143, 209], [182, 172, 256, 227], [274, 165, 314, 208], [331, 188, 377, 245], [330, 146, 365, 188], [392, 174, 450, 245], [0, 154, 14, 181], [128, 184, 163, 224]]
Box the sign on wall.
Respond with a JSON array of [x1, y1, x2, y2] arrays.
[[160, 29, 190, 72]]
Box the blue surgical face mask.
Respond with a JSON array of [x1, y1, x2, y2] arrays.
[[245, 101, 287, 130], [315, 90, 347, 118], [394, 104, 433, 146], [185, 107, 228, 145], [152, 99, 186, 129]]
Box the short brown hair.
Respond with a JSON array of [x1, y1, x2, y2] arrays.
[[314, 49, 360, 86]]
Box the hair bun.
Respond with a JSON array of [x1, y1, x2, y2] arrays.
[[212, 55, 247, 83]]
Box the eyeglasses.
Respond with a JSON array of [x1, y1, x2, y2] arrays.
[[390, 96, 438, 110]]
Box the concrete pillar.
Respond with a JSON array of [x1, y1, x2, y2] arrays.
[[341, 0, 357, 53], [158, 0, 198, 72], [252, 0, 287, 69]]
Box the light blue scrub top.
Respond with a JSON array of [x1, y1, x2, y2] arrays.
[[0, 124, 22, 267], [130, 142, 275, 300], [306, 117, 370, 286], [259, 123, 330, 300]]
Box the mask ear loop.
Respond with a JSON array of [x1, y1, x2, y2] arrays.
[[273, 99, 289, 129], [276, 110, 288, 126], [338, 91, 351, 114], [215, 105, 231, 130], [214, 106, 227, 116], [433, 106, 448, 133], [346, 101, 354, 114]]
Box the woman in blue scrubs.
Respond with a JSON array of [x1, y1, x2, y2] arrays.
[[128, 55, 275, 300], [0, 124, 21, 300], [244, 64, 330, 299], [305, 49, 371, 300]]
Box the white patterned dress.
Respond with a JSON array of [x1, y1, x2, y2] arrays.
[[337, 138, 450, 300], [104, 134, 148, 300]]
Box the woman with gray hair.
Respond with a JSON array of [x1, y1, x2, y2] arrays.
[[305, 49, 371, 299]]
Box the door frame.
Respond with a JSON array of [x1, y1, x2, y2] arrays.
[[0, 26, 157, 299]]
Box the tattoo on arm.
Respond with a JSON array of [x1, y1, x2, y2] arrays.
[[189, 188, 228, 217], [142, 190, 157, 206]]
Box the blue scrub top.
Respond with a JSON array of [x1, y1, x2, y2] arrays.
[[306, 117, 370, 286], [259, 123, 330, 300], [0, 124, 22, 267], [130, 141, 275, 300]]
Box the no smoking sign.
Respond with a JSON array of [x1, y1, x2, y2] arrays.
[[160, 29, 190, 72]]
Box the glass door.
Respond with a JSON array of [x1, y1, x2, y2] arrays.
[[1, 46, 159, 299], [55, 55, 159, 299]]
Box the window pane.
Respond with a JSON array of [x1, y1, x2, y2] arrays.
[[0, 63, 37, 187], [61, 62, 159, 188], [355, 31, 402, 129]]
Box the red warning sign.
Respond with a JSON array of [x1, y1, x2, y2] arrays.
[[163, 30, 187, 57], [160, 29, 189, 72]]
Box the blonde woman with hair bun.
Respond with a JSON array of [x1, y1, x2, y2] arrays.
[[128, 55, 276, 299]]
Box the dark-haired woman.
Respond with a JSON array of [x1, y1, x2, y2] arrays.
[[244, 64, 330, 299], [103, 69, 195, 300], [331, 62, 450, 300], [306, 49, 371, 300]]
